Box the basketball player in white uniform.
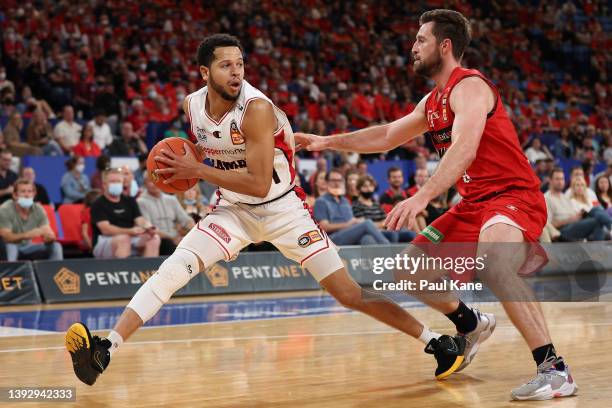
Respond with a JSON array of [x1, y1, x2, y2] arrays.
[[65, 34, 470, 386]]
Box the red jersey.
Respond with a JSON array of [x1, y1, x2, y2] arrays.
[[425, 67, 539, 202]]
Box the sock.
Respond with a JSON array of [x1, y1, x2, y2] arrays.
[[445, 300, 477, 334], [532, 343, 564, 370], [418, 325, 441, 345], [107, 330, 124, 357]]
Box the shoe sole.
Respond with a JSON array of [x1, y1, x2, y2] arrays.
[[511, 382, 578, 401], [456, 313, 496, 373], [65, 322, 99, 386], [435, 355, 465, 380]]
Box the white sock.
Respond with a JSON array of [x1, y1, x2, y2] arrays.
[[418, 326, 441, 345], [107, 330, 124, 356]]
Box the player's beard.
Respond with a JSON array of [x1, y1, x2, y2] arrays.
[[414, 49, 443, 78], [208, 73, 241, 102]]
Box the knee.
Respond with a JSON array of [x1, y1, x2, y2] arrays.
[[146, 234, 161, 248], [149, 248, 199, 302], [112, 234, 130, 248]]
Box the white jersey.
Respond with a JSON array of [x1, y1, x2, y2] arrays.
[[185, 80, 296, 205]]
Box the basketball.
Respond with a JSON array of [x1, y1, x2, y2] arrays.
[[146, 137, 205, 194]]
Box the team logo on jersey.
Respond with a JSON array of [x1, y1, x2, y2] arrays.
[[298, 230, 323, 247], [208, 223, 231, 243], [230, 120, 245, 145], [196, 126, 207, 142], [427, 110, 439, 128]]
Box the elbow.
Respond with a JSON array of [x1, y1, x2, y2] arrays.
[[252, 178, 272, 198], [252, 187, 269, 198]]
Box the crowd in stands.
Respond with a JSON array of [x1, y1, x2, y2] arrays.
[[0, 1, 609, 260]]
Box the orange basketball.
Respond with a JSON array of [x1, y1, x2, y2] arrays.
[[146, 137, 205, 194]]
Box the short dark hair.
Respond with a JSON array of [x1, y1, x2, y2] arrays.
[[551, 167, 565, 178], [357, 174, 377, 190], [196, 34, 243, 67], [326, 168, 344, 182], [387, 166, 402, 179], [419, 9, 472, 61]]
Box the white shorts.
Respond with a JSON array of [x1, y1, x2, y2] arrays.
[[177, 189, 344, 281], [93, 235, 141, 259]]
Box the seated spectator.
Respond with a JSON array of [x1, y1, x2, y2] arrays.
[[380, 166, 408, 214], [0, 149, 18, 204], [534, 158, 554, 192], [107, 122, 148, 157], [72, 124, 102, 157], [81, 189, 101, 252], [352, 174, 415, 243], [314, 168, 389, 246], [20, 167, 50, 205], [89, 110, 113, 150], [565, 166, 598, 203], [569, 175, 611, 232], [3, 112, 42, 156], [26, 109, 63, 156], [90, 168, 160, 259], [53, 105, 82, 154], [61, 156, 91, 203], [133, 153, 148, 187], [177, 184, 209, 223], [163, 119, 188, 139], [595, 175, 612, 217], [0, 179, 63, 261], [425, 192, 449, 225], [121, 166, 140, 198], [407, 168, 429, 196], [592, 161, 612, 190], [545, 168, 608, 241], [345, 169, 359, 203], [91, 155, 111, 190], [138, 173, 194, 255], [524, 137, 553, 164], [553, 128, 575, 159]]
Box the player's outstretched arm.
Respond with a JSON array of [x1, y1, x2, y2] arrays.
[[295, 94, 430, 154], [196, 99, 276, 198], [418, 77, 493, 202]]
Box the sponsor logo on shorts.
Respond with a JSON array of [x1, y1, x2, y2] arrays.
[[205, 264, 229, 287], [419, 225, 444, 244], [298, 230, 323, 247], [208, 223, 231, 243], [230, 120, 245, 145]]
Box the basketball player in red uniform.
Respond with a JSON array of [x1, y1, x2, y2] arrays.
[[297, 9, 577, 401]]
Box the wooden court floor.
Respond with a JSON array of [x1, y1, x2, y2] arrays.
[[0, 294, 610, 407]]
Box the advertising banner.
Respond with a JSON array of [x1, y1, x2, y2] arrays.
[[0, 262, 41, 305]]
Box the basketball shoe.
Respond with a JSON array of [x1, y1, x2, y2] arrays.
[[455, 309, 496, 372], [424, 334, 466, 379], [510, 356, 577, 400], [65, 322, 111, 385]]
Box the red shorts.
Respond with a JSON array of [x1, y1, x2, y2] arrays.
[[412, 188, 548, 277]]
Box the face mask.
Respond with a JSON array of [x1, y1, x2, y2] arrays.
[[108, 182, 123, 196], [75, 164, 85, 173], [176, 93, 185, 101], [148, 90, 157, 99], [130, 180, 139, 197], [290, 95, 298, 103], [17, 197, 34, 209], [360, 191, 374, 199], [183, 198, 196, 205]]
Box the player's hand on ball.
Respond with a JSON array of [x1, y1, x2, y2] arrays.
[[384, 195, 428, 231], [154, 143, 201, 184], [294, 133, 329, 152]]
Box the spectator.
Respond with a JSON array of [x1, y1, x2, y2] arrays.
[[107, 122, 148, 157], [20, 167, 50, 205], [3, 112, 42, 156], [89, 110, 113, 150], [565, 166, 598, 203], [90, 168, 160, 259], [425, 193, 449, 225], [0, 149, 18, 203], [91, 155, 111, 190], [61, 156, 91, 204], [127, 99, 148, 137], [313, 170, 328, 199], [314, 168, 389, 246], [72, 124, 102, 157], [121, 166, 140, 198], [133, 153, 148, 187], [545, 168, 607, 241], [26, 109, 63, 156], [591, 161, 612, 190], [407, 168, 429, 197], [0, 179, 63, 261], [137, 173, 194, 255], [177, 184, 209, 223], [524, 137, 553, 164], [553, 128, 575, 159], [352, 174, 415, 243], [594, 175, 612, 217], [0, 66, 15, 95], [81, 189, 102, 252], [380, 166, 408, 214], [568, 176, 612, 232], [53, 105, 82, 154], [345, 169, 360, 203], [534, 158, 554, 192], [163, 119, 188, 139]]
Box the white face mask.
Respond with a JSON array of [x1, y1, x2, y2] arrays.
[[76, 164, 85, 173]]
